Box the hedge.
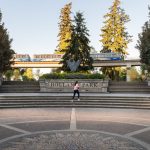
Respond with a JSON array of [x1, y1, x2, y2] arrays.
[[40, 73, 105, 79]]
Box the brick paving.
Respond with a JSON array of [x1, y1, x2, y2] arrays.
[[0, 131, 147, 150], [0, 108, 149, 150]]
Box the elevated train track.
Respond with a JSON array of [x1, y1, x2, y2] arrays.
[[12, 59, 141, 68], [12, 53, 141, 68]]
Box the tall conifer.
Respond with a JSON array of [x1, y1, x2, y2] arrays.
[[100, 0, 131, 80], [61, 12, 93, 71], [55, 3, 72, 54], [136, 7, 150, 73], [0, 10, 14, 74], [100, 0, 131, 58]]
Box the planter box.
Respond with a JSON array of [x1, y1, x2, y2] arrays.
[[39, 79, 109, 93]]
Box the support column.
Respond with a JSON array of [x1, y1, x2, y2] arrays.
[[126, 64, 131, 82], [0, 73, 2, 86]]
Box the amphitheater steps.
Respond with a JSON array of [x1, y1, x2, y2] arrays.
[[109, 81, 150, 93], [0, 81, 40, 93], [0, 96, 150, 109]]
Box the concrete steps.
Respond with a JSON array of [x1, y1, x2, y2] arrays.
[[109, 81, 150, 93], [0, 81, 40, 93], [0, 95, 150, 109], [1, 81, 150, 93], [0, 81, 150, 109]]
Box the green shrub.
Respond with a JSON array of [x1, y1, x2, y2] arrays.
[[22, 75, 35, 81], [40, 72, 105, 79], [65, 73, 86, 79], [88, 73, 105, 79]]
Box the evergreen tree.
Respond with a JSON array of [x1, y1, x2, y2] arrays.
[[0, 10, 14, 74], [55, 3, 73, 54], [61, 12, 93, 71], [100, 0, 131, 58], [100, 0, 131, 80], [136, 6, 150, 73]]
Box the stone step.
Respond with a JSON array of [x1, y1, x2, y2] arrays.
[[0, 88, 40, 91], [0, 104, 150, 109], [1, 101, 150, 105], [0, 98, 145, 101], [1, 86, 40, 89], [1, 85, 40, 87], [109, 88, 150, 91], [109, 89, 150, 92], [0, 81, 40, 93], [109, 85, 150, 88], [0, 95, 150, 109], [109, 81, 148, 85], [0, 90, 40, 93], [2, 81, 39, 85], [0, 86, 40, 93], [0, 96, 149, 100], [109, 81, 150, 93], [0, 98, 149, 101], [0, 99, 150, 104]]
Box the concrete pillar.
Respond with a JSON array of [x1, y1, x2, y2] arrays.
[[126, 64, 131, 82], [0, 78, 2, 86], [0, 74, 2, 86]]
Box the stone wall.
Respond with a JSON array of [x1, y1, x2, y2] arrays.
[[39, 79, 109, 93]]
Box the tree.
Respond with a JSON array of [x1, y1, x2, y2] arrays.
[[23, 68, 34, 80], [128, 67, 139, 81], [100, 0, 132, 58], [0, 10, 14, 74], [61, 12, 93, 71], [4, 69, 13, 80], [13, 69, 20, 81], [136, 6, 150, 73], [100, 0, 132, 80], [55, 3, 73, 54]]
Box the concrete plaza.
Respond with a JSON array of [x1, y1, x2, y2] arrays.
[[0, 107, 150, 149]]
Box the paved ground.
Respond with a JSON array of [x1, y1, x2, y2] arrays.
[[0, 108, 150, 149]]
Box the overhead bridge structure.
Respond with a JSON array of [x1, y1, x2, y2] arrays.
[[11, 59, 141, 82], [12, 59, 141, 68]]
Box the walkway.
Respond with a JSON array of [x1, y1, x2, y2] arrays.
[[0, 108, 150, 149]]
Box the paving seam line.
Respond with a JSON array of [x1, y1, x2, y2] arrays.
[[77, 118, 149, 127], [0, 124, 30, 134], [5, 119, 69, 125], [70, 108, 76, 130], [125, 126, 150, 137]]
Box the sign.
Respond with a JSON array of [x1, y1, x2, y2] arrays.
[[39, 79, 109, 93]]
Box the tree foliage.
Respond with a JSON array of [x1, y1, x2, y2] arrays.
[[61, 12, 93, 71], [128, 67, 139, 81], [100, 0, 132, 58], [0, 10, 14, 74], [23, 68, 34, 80], [55, 3, 73, 54], [136, 6, 150, 72], [100, 0, 131, 80], [4, 69, 13, 80], [13, 69, 20, 80]]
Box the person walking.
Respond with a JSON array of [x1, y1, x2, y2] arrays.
[[72, 81, 80, 101]]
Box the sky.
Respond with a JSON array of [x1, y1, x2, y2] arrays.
[[0, 0, 150, 59]]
